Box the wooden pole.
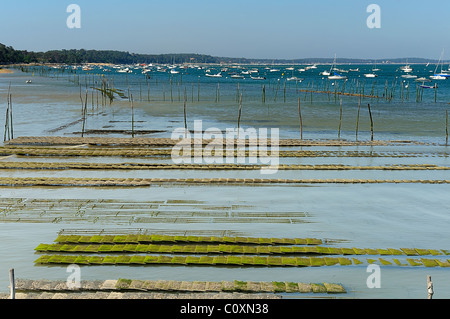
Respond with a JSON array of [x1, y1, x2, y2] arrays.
[[130, 93, 135, 138], [9, 268, 15, 299], [356, 94, 361, 140], [237, 92, 243, 137], [446, 110, 448, 145], [427, 275, 433, 299], [338, 99, 342, 139], [368, 103, 374, 141], [184, 96, 188, 139], [298, 97, 303, 140]]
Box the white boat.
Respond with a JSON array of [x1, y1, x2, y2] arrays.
[[286, 76, 303, 81], [415, 77, 431, 82], [117, 68, 131, 73], [230, 74, 245, 79], [420, 83, 438, 89], [400, 60, 413, 73], [328, 73, 347, 80], [349, 68, 360, 72], [430, 74, 447, 80], [401, 74, 417, 79], [320, 71, 331, 76], [170, 69, 179, 74], [400, 65, 413, 73], [269, 68, 280, 72], [364, 73, 378, 78], [205, 72, 222, 78], [250, 76, 266, 80]]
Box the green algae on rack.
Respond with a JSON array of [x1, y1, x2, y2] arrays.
[[13, 278, 346, 294], [52, 233, 323, 245], [33, 254, 450, 267], [34, 243, 450, 256]]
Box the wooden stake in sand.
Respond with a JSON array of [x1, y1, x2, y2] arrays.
[[427, 275, 433, 299], [298, 97, 303, 140], [9, 268, 15, 299]]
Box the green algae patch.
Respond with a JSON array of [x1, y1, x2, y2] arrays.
[[376, 249, 391, 255], [285, 282, 299, 293], [338, 258, 352, 266], [295, 257, 311, 267], [227, 256, 243, 265], [323, 283, 346, 293], [341, 248, 356, 255], [282, 257, 297, 266], [88, 256, 104, 264], [185, 256, 201, 264], [324, 257, 340, 266], [435, 259, 450, 267], [241, 256, 254, 265], [129, 255, 146, 264], [415, 249, 431, 256], [34, 243, 49, 252], [234, 280, 248, 292], [253, 256, 268, 266], [272, 281, 285, 293], [34, 255, 51, 264], [393, 259, 408, 266], [267, 256, 283, 266], [102, 256, 117, 264], [116, 256, 131, 264], [364, 248, 379, 255], [311, 283, 327, 293], [401, 248, 418, 256], [171, 256, 187, 265], [143, 256, 159, 264], [407, 258, 422, 266], [310, 257, 325, 267], [379, 258, 392, 265], [352, 258, 363, 265], [388, 248, 403, 255], [352, 247, 367, 255], [74, 255, 90, 264], [212, 256, 228, 265], [421, 259, 438, 267]]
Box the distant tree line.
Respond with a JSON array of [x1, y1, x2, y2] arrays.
[[0, 43, 443, 65], [0, 43, 226, 65]]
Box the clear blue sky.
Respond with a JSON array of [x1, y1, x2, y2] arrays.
[[1, 0, 449, 60]]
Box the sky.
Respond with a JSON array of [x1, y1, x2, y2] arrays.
[[1, 0, 450, 60]]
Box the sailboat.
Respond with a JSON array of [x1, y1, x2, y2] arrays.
[[430, 49, 449, 80], [328, 54, 347, 80]]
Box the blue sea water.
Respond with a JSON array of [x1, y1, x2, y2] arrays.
[[0, 63, 449, 299]]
